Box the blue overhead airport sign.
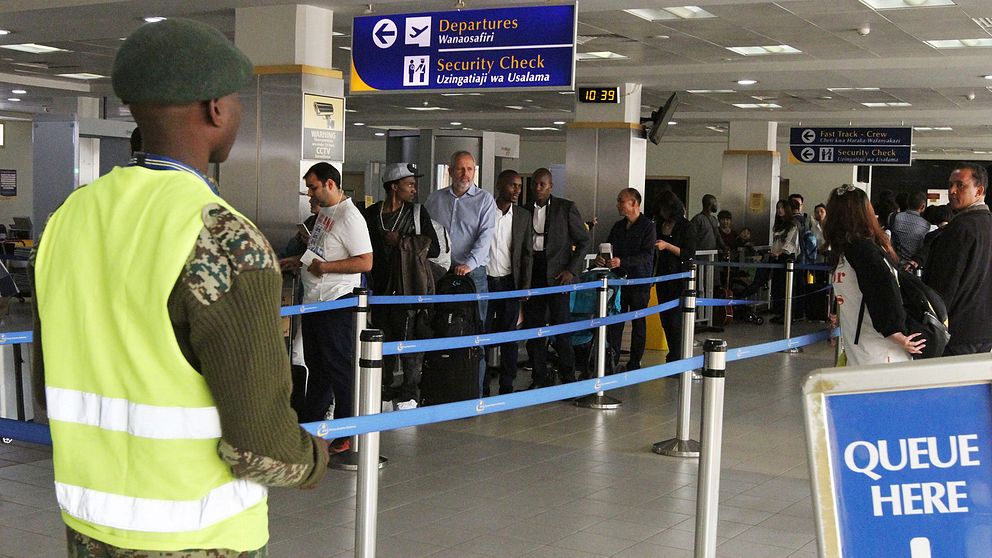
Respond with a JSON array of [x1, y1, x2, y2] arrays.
[[350, 4, 576, 93], [789, 127, 913, 166], [804, 358, 992, 558]]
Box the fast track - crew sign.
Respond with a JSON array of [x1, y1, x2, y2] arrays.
[[350, 4, 576, 93]]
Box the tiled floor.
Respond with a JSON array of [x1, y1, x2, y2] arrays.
[[0, 319, 834, 557]]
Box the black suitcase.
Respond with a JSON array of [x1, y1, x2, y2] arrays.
[[419, 275, 482, 405]]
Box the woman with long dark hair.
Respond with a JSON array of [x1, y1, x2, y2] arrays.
[[742, 199, 799, 320], [654, 191, 696, 362], [823, 184, 924, 365]]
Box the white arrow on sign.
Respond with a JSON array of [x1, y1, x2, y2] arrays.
[[802, 129, 816, 143], [910, 537, 931, 558], [373, 19, 397, 49], [800, 147, 815, 162]]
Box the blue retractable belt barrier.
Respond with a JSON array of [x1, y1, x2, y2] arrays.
[[383, 299, 680, 355], [607, 271, 691, 287], [696, 260, 831, 272], [369, 280, 601, 305], [280, 297, 358, 317], [0, 327, 838, 445], [0, 331, 32, 345]]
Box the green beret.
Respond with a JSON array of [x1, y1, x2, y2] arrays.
[[113, 18, 254, 105]]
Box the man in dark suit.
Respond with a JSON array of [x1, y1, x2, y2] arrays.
[[523, 167, 592, 387], [485, 170, 533, 395]]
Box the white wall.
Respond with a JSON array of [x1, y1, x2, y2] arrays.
[[0, 121, 34, 225]]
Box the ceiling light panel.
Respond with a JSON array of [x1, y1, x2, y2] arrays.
[[926, 38, 992, 48], [860, 0, 954, 9], [56, 73, 105, 80], [0, 43, 68, 54], [405, 106, 449, 111], [575, 51, 628, 61], [733, 103, 781, 108], [727, 45, 801, 56]]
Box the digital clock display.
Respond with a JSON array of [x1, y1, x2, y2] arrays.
[[578, 87, 620, 104]]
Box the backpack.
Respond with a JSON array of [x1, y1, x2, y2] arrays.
[[414, 203, 450, 283], [854, 253, 950, 359], [796, 214, 818, 266], [431, 274, 481, 338]]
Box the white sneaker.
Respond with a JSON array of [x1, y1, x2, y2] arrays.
[[396, 399, 418, 411]]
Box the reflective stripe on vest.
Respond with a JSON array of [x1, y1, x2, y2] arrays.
[[55, 479, 266, 533], [46, 387, 222, 440]]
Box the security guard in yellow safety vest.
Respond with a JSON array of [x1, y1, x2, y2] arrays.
[[31, 19, 330, 557]]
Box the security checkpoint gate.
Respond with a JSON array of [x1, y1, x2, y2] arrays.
[[803, 353, 992, 558]]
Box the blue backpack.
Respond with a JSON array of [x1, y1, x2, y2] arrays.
[[796, 214, 818, 265]]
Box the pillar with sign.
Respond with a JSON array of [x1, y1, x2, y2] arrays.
[[565, 84, 647, 245], [222, 5, 345, 251]]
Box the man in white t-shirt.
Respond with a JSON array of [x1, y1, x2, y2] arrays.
[[280, 162, 372, 445]]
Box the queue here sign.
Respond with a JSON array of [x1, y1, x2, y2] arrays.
[[789, 126, 913, 165], [825, 383, 992, 557], [350, 4, 576, 93]]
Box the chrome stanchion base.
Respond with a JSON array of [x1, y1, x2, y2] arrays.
[[781, 347, 804, 354], [574, 393, 622, 409], [328, 450, 388, 471], [652, 438, 701, 457]]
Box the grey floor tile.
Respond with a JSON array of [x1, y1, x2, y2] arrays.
[[612, 542, 694, 558]]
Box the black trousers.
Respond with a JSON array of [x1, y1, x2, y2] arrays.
[[523, 252, 575, 384], [299, 304, 354, 422], [607, 285, 650, 369], [486, 274, 520, 394], [373, 306, 425, 403]]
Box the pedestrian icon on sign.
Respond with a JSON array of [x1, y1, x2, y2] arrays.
[[403, 56, 429, 86]]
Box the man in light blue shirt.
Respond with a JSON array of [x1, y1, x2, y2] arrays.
[[425, 150, 497, 323]]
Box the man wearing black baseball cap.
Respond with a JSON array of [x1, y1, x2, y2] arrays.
[[364, 163, 440, 408], [33, 19, 328, 556]]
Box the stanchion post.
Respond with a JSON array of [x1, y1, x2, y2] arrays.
[[330, 287, 388, 470], [575, 270, 621, 409], [653, 264, 701, 458], [355, 329, 383, 558], [694, 339, 727, 558], [782, 258, 802, 354]]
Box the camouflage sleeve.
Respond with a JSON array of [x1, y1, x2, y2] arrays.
[[169, 203, 327, 488]]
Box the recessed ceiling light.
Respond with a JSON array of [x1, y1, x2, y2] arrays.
[[7, 98, 20, 102], [331, 31, 348, 37], [441, 93, 465, 96], [523, 127, 560, 131], [339, 46, 351, 51], [553, 121, 566, 125], [353, 122, 365, 126], [859, 0, 954, 9], [0, 30, 11, 36], [668, 121, 677, 125], [575, 51, 628, 61], [927, 38, 992, 48], [449, 121, 462, 126], [405, 106, 449, 111], [736, 79, 758, 85], [11, 89, 25, 94], [56, 73, 106, 80], [0, 43, 68, 54], [687, 89, 736, 94], [505, 105, 524, 110], [827, 87, 881, 91], [913, 126, 933, 130], [705, 125, 727, 133], [733, 103, 781, 109], [143, 16, 167, 23], [861, 101, 912, 107], [727, 45, 802, 56], [934, 126, 953, 130], [374, 132, 385, 137], [558, 91, 573, 95], [345, 109, 357, 113], [623, 6, 716, 21]]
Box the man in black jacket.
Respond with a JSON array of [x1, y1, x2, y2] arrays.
[[923, 162, 992, 355], [599, 188, 657, 371], [484, 170, 533, 395], [523, 168, 591, 387]]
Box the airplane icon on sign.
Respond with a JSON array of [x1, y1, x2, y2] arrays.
[[410, 25, 428, 38]]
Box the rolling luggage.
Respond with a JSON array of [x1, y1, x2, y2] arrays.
[[419, 275, 483, 405]]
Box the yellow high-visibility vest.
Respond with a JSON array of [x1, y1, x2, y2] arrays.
[[35, 165, 267, 552]]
